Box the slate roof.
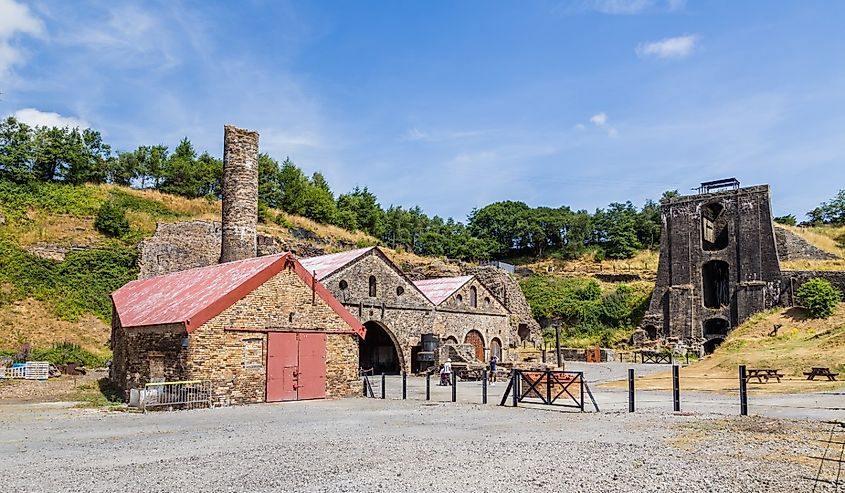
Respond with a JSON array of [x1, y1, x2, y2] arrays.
[[111, 253, 365, 337], [298, 247, 374, 281], [413, 275, 474, 305]]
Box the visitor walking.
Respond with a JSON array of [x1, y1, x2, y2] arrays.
[[489, 355, 498, 385], [439, 358, 452, 386]]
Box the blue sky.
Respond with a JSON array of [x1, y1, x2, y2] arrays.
[[1, 0, 843, 221]]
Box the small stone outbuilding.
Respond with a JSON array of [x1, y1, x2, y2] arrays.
[[110, 253, 365, 406]]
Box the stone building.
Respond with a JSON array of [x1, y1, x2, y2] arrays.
[[299, 247, 512, 374], [110, 253, 365, 404], [643, 180, 783, 353]]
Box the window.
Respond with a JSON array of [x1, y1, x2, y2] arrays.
[[484, 297, 491, 308], [702, 260, 730, 308], [396, 286, 404, 296], [242, 338, 262, 368], [456, 294, 463, 304], [470, 286, 478, 308], [701, 202, 729, 251], [339, 280, 348, 291], [368, 276, 377, 297]]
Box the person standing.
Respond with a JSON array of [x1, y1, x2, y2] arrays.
[[489, 355, 498, 385]]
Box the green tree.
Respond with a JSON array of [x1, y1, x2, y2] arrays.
[[596, 202, 641, 259], [795, 278, 842, 319], [94, 201, 130, 237], [0, 117, 34, 183], [258, 153, 284, 208], [774, 214, 797, 226], [336, 186, 384, 237], [302, 172, 337, 224]]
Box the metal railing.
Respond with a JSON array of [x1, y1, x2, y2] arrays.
[[142, 380, 212, 413], [0, 362, 49, 380]]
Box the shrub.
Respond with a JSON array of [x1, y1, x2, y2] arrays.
[[30, 342, 109, 368], [95, 201, 130, 237], [796, 278, 842, 319]]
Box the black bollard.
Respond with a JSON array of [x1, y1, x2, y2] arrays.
[[628, 368, 635, 413], [482, 370, 488, 404], [739, 365, 748, 416], [672, 365, 680, 412], [363, 376, 367, 397], [381, 373, 386, 400], [511, 370, 518, 407], [426, 372, 431, 401], [402, 371, 407, 400], [451, 371, 457, 402]]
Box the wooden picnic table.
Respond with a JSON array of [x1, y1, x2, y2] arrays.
[[745, 368, 783, 383], [804, 367, 839, 381]]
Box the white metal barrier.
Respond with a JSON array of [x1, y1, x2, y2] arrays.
[[0, 362, 49, 380], [139, 380, 212, 412]]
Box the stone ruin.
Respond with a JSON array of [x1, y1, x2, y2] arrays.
[[641, 178, 844, 354]]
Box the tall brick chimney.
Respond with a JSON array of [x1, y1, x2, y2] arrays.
[[220, 125, 259, 263]]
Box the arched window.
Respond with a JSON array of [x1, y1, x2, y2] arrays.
[[470, 286, 478, 308], [456, 294, 463, 304], [484, 297, 491, 307], [339, 280, 348, 291], [368, 276, 377, 297], [396, 286, 404, 296]]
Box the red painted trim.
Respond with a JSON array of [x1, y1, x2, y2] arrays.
[[290, 257, 367, 339], [184, 254, 291, 333]]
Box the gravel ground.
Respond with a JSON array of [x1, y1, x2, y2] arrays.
[[0, 397, 839, 492]]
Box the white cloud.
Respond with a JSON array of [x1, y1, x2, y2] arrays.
[[584, 0, 685, 15], [636, 35, 698, 59], [590, 112, 608, 126], [13, 108, 89, 128], [0, 0, 44, 78]]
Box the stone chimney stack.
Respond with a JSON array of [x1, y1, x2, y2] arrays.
[[220, 125, 259, 263]]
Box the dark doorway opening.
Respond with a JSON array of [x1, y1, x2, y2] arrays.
[[702, 260, 730, 308], [703, 318, 730, 338], [517, 324, 530, 341], [703, 337, 724, 355], [644, 325, 658, 340], [360, 321, 401, 375], [490, 338, 502, 360], [701, 203, 729, 251]]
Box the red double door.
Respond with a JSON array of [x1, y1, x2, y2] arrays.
[[266, 332, 327, 402]]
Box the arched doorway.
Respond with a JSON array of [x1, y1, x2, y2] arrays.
[[703, 338, 724, 355], [490, 338, 502, 360], [702, 260, 730, 308], [444, 336, 458, 344], [360, 321, 402, 374], [464, 330, 485, 361]]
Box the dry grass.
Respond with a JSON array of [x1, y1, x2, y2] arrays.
[[526, 249, 660, 281], [782, 259, 845, 271], [105, 185, 221, 217], [604, 304, 845, 394], [0, 298, 110, 357], [275, 211, 377, 245], [13, 213, 103, 247]]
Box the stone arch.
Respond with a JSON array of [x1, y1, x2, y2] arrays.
[[490, 337, 502, 360], [703, 337, 724, 355], [702, 318, 730, 338], [444, 335, 458, 344], [361, 321, 404, 374], [464, 330, 485, 361]]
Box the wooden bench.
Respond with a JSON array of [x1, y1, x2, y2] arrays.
[[804, 367, 839, 381], [746, 368, 783, 383]]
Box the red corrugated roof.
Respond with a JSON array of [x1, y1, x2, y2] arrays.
[[298, 247, 374, 280], [111, 253, 365, 338], [413, 275, 473, 305]]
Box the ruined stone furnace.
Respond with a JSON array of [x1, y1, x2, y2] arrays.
[[642, 178, 845, 354]]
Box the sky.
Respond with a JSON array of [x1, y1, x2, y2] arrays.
[[1, 0, 844, 221]]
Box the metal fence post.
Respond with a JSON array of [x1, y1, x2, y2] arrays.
[[628, 368, 635, 413], [381, 373, 386, 400], [362, 376, 367, 397], [511, 370, 518, 407], [672, 365, 680, 412], [579, 372, 584, 412], [426, 372, 431, 401], [451, 371, 457, 403], [545, 370, 552, 405], [482, 370, 488, 405], [739, 365, 748, 416], [402, 371, 407, 400]]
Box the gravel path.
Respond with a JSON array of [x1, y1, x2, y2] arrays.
[[0, 398, 838, 492]]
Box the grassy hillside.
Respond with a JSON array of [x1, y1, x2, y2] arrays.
[[779, 224, 845, 271], [606, 305, 845, 394], [0, 182, 383, 357]]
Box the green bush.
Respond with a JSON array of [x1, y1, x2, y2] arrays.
[[30, 342, 109, 368], [796, 278, 842, 319], [94, 201, 130, 237]]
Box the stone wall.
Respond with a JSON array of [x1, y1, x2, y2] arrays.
[[220, 125, 259, 263], [780, 270, 845, 306], [467, 265, 542, 344], [775, 226, 840, 261], [110, 322, 188, 394], [643, 185, 782, 349]]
